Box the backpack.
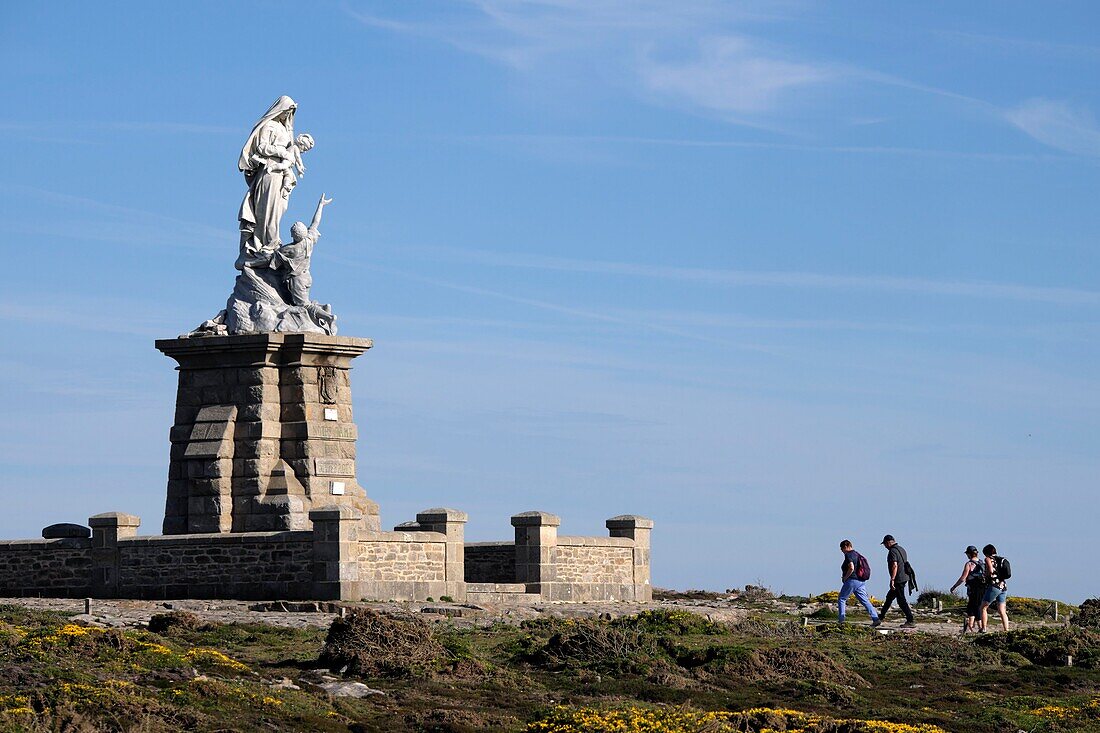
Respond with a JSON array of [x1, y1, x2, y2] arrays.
[[965, 559, 985, 587], [995, 556, 1012, 581], [854, 552, 871, 581]]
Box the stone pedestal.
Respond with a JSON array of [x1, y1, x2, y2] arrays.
[[156, 333, 379, 534]]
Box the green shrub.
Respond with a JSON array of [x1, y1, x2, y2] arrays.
[[1075, 598, 1100, 629], [916, 589, 962, 608], [520, 618, 660, 673], [973, 626, 1100, 667], [1007, 597, 1076, 619], [613, 609, 729, 636]]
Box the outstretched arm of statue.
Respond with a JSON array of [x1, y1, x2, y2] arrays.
[[310, 193, 333, 230]]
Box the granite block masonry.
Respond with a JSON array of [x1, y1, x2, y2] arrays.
[[157, 333, 379, 535]]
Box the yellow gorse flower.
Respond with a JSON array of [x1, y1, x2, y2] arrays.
[[528, 706, 949, 733], [185, 648, 250, 672]]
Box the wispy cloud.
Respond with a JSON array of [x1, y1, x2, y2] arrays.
[[4, 184, 234, 250], [1005, 98, 1100, 157], [401, 245, 1100, 306], [639, 35, 834, 121], [448, 131, 1074, 162], [934, 29, 1100, 61], [346, 1, 1088, 153], [346, 1, 834, 127], [329, 256, 774, 350], [0, 300, 178, 338]]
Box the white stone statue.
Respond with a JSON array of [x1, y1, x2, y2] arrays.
[[236, 95, 315, 268], [187, 97, 338, 337]]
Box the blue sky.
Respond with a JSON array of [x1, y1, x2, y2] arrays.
[[1, 2, 1098, 602]]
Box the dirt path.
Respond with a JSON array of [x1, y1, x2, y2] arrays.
[[2, 594, 1062, 639]]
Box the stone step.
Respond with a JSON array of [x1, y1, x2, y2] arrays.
[[465, 582, 541, 606]]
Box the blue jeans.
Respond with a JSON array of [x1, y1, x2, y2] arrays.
[[839, 578, 879, 622]]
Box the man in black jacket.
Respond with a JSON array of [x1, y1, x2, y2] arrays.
[[878, 534, 916, 628]]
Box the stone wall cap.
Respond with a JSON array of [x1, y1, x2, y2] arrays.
[[309, 505, 363, 521], [157, 333, 373, 358], [606, 515, 655, 529], [41, 523, 91, 539], [510, 511, 561, 527], [416, 508, 468, 523], [88, 512, 142, 528]]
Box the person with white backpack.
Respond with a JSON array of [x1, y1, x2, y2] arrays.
[[979, 544, 1012, 632]]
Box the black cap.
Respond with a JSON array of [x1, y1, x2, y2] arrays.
[[965, 545, 978, 554], [880, 534, 895, 545]]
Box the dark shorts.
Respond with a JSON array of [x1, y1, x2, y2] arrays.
[[966, 585, 983, 617]]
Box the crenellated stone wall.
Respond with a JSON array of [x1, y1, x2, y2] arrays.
[[0, 510, 652, 604]]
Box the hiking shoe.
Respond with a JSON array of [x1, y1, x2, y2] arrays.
[[901, 621, 917, 629], [871, 618, 883, 628]]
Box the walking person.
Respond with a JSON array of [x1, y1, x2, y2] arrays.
[[838, 540, 882, 627], [949, 546, 985, 633], [979, 544, 1011, 632], [878, 535, 916, 628]]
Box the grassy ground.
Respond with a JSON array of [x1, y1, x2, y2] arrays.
[[0, 603, 1098, 732]]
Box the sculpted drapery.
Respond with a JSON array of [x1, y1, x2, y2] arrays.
[[186, 96, 336, 337], [236, 95, 314, 268]]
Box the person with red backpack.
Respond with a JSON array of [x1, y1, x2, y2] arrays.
[[838, 540, 882, 626]]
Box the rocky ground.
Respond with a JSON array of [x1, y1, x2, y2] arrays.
[[0, 590, 1092, 732], [0, 588, 1063, 636]]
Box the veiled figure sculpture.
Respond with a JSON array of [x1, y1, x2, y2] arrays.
[[237, 95, 313, 267], [189, 96, 338, 337]]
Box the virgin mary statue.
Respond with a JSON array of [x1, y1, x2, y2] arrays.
[[236, 95, 315, 268], [185, 96, 336, 338]]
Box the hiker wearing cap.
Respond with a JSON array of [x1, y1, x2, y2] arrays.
[[878, 535, 916, 628], [950, 546, 985, 633], [979, 544, 1011, 632], [838, 540, 882, 627]]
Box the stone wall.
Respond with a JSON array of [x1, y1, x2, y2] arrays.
[[355, 531, 448, 601], [117, 531, 314, 600], [0, 510, 652, 604], [553, 537, 635, 584], [0, 539, 92, 597], [464, 542, 515, 583]]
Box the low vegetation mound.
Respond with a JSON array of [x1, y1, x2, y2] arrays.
[[716, 646, 869, 687], [520, 617, 659, 673], [614, 609, 731, 636], [147, 610, 213, 635], [1075, 598, 1100, 629], [319, 609, 446, 678], [1007, 596, 1077, 619], [973, 625, 1100, 667]]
